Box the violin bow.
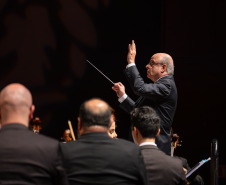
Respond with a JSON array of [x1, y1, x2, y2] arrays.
[[68, 120, 76, 141]]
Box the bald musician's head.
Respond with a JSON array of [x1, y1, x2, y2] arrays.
[[146, 53, 174, 82], [78, 98, 111, 136], [0, 83, 35, 127]]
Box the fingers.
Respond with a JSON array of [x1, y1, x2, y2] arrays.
[[112, 85, 118, 89], [112, 83, 119, 91], [114, 82, 120, 87], [183, 168, 187, 174], [128, 44, 132, 53], [113, 82, 124, 89], [118, 82, 124, 87], [128, 40, 136, 53], [131, 40, 136, 50]]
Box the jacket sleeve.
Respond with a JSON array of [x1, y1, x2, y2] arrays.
[[119, 96, 135, 113], [124, 66, 171, 100]]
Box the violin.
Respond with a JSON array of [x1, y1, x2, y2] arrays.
[[171, 133, 180, 149], [170, 127, 182, 150], [32, 117, 41, 134], [61, 129, 73, 142]]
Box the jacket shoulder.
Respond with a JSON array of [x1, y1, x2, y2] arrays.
[[27, 131, 59, 149], [111, 139, 141, 156]]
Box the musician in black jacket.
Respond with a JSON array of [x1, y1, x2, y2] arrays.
[[112, 40, 177, 155], [0, 83, 68, 185], [130, 106, 186, 185], [60, 98, 147, 185], [171, 128, 204, 185]]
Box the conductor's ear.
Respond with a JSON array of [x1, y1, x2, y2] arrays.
[[161, 64, 167, 73]]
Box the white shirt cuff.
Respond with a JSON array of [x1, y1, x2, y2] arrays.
[[118, 94, 127, 103], [126, 63, 136, 68]]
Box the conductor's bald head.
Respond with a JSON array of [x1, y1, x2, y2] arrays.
[[78, 98, 111, 136], [0, 83, 35, 127]]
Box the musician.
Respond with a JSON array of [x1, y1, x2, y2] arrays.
[[60, 98, 147, 185], [0, 83, 68, 185], [130, 106, 186, 185], [171, 128, 204, 185], [108, 107, 117, 138], [112, 40, 177, 156]]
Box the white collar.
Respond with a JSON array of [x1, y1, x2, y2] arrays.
[[139, 142, 157, 147]]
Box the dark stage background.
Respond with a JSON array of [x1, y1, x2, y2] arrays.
[[0, 0, 225, 184]]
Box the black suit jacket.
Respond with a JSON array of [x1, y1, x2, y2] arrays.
[[60, 132, 147, 185], [0, 124, 68, 185], [140, 145, 186, 185], [120, 66, 177, 155], [174, 156, 190, 170]]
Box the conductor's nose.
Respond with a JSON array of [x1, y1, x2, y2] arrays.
[[146, 64, 150, 69]]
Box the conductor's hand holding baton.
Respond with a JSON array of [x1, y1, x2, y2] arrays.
[[112, 83, 125, 98]]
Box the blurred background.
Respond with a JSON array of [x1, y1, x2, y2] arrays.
[[0, 0, 225, 184]]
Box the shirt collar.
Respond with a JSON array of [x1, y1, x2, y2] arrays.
[[139, 142, 157, 147]]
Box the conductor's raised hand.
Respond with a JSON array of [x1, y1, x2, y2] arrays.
[[112, 82, 125, 98], [127, 40, 136, 64]]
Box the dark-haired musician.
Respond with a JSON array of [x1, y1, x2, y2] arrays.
[[130, 106, 186, 185]]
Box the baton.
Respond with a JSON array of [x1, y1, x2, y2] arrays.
[[86, 60, 114, 85]]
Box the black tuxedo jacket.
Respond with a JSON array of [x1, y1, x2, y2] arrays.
[[60, 132, 147, 185], [140, 145, 186, 185], [0, 124, 68, 185], [120, 66, 178, 155]]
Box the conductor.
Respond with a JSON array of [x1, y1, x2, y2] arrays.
[[112, 40, 177, 156]]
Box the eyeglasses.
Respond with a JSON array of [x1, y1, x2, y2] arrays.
[[147, 62, 164, 67]]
